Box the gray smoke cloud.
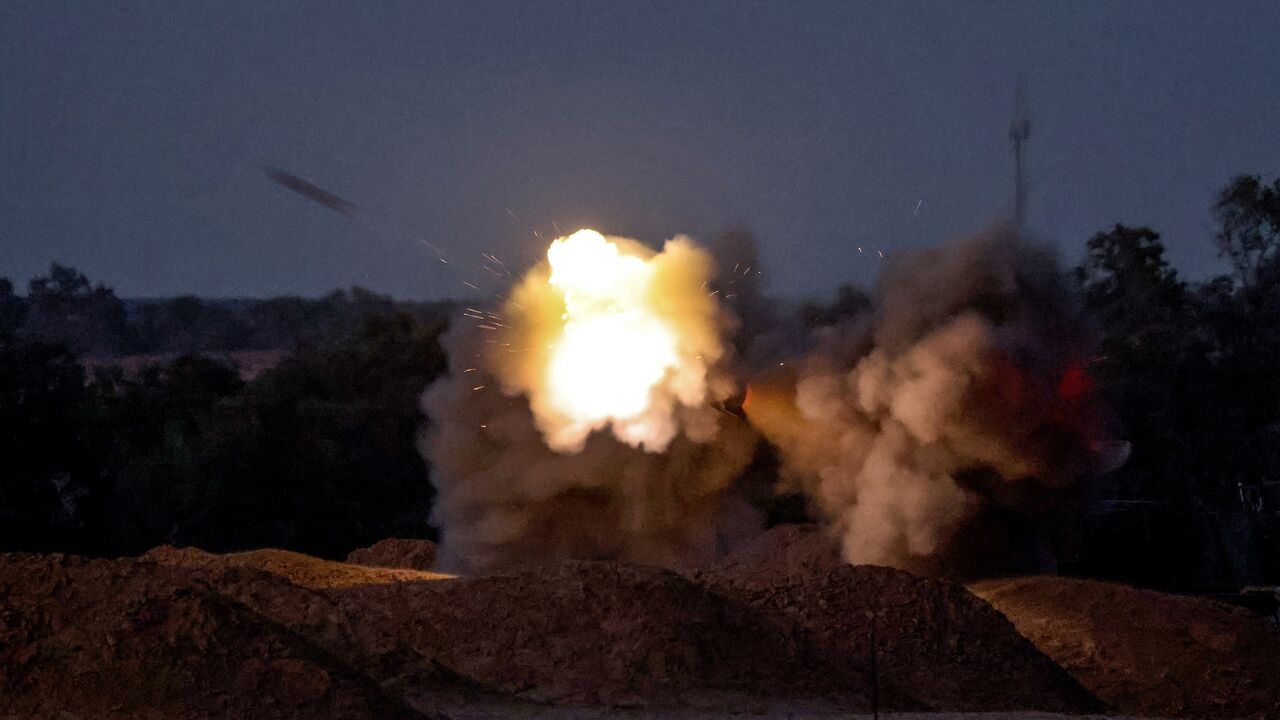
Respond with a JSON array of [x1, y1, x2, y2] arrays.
[[421, 225, 1115, 578], [744, 226, 1108, 574]]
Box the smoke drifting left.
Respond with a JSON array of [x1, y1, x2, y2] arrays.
[[421, 226, 1113, 577]]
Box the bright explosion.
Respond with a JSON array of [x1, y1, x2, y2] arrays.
[[546, 230, 680, 425], [492, 228, 728, 453]]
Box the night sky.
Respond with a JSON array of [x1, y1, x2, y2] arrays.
[[3, 1, 1278, 300]]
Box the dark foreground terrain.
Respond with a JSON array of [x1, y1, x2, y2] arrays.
[[1, 527, 1276, 719]]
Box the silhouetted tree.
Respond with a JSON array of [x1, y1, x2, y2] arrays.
[[1077, 224, 1188, 338], [1076, 192, 1280, 587], [79, 355, 246, 553], [25, 264, 133, 355], [133, 296, 251, 353], [0, 332, 93, 551], [1214, 174, 1280, 294], [1199, 177, 1280, 502], [237, 287, 398, 350], [88, 311, 448, 556], [1076, 225, 1197, 503], [184, 311, 448, 556], [0, 278, 26, 334]]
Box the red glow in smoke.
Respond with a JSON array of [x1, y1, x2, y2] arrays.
[[1056, 365, 1093, 402]]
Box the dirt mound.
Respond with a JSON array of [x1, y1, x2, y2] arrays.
[[21, 542, 1203, 718], [136, 548, 883, 712], [329, 559, 886, 709], [971, 575, 1280, 719], [144, 545, 450, 589], [692, 524, 1103, 713], [139, 545, 479, 712], [346, 538, 438, 571], [0, 553, 434, 720]]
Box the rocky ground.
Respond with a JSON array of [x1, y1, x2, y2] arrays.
[[1, 529, 1277, 719]]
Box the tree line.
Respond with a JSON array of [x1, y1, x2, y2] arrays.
[[0, 265, 448, 357], [1066, 176, 1280, 587], [0, 174, 1277, 586], [1, 288, 450, 558]]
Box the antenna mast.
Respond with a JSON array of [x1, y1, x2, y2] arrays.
[[1009, 78, 1031, 233]]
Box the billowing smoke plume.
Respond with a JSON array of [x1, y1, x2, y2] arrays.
[[422, 230, 758, 573], [745, 227, 1110, 575]]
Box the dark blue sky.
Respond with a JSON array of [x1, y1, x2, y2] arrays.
[[3, 1, 1278, 300]]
